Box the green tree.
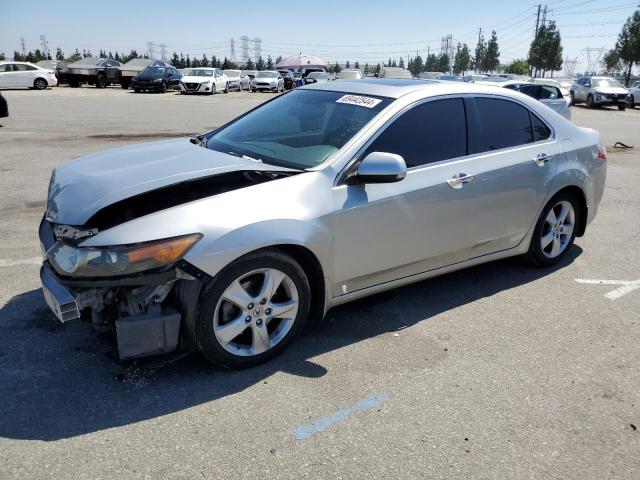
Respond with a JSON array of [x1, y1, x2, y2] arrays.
[[345, 60, 351, 68], [482, 30, 500, 73], [602, 49, 623, 73], [528, 21, 563, 77], [0, 52, 4, 61], [266, 55, 273, 69], [245, 58, 255, 70], [333, 61, 341, 73], [256, 56, 265, 70], [453, 43, 471, 75], [171, 52, 180, 66], [201, 54, 209, 67], [408, 53, 424, 77], [504, 59, 529, 75], [186, 54, 191, 68], [399, 57, 405, 69], [275, 55, 282, 65], [375, 63, 381, 76], [425, 53, 437, 71], [364, 62, 369, 74], [436, 53, 449, 72], [354, 60, 360, 69], [615, 8, 640, 85]]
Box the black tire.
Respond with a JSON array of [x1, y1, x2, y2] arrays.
[[570, 91, 576, 105], [525, 191, 582, 268], [586, 94, 594, 109], [134, 88, 141, 93], [69, 80, 80, 88], [33, 78, 47, 90], [618, 104, 626, 111], [630, 95, 635, 109], [157, 81, 167, 93], [224, 82, 228, 93], [120, 79, 130, 89], [95, 74, 107, 89], [196, 250, 311, 368], [210, 84, 216, 95]]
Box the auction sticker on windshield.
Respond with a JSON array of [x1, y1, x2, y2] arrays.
[[336, 95, 382, 108]]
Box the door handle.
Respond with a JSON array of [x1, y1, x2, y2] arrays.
[[447, 173, 476, 189], [533, 153, 553, 166]]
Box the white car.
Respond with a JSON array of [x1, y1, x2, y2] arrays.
[[338, 69, 363, 80], [251, 71, 284, 92], [179, 68, 228, 95], [0, 61, 58, 90]]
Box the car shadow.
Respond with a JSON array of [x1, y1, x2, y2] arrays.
[[0, 247, 581, 441]]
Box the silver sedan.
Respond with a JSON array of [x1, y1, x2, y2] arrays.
[[40, 80, 606, 368]]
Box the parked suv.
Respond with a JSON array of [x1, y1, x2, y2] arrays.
[[570, 76, 630, 110]]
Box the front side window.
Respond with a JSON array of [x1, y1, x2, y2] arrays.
[[207, 89, 391, 169], [365, 98, 467, 168], [0, 64, 11, 72], [472, 98, 533, 152]]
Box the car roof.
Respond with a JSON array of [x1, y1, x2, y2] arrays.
[[301, 78, 536, 99]]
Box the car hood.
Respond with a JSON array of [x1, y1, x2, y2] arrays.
[[255, 77, 278, 81], [593, 87, 628, 94], [181, 75, 212, 83], [47, 138, 295, 226]]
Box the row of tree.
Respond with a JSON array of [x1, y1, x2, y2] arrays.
[[602, 8, 640, 85], [528, 21, 563, 77]]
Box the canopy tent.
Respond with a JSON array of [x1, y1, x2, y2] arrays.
[[276, 55, 327, 70]]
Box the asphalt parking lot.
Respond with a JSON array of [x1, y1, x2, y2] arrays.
[[0, 86, 639, 479]]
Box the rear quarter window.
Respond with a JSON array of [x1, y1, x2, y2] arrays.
[[471, 97, 533, 152]]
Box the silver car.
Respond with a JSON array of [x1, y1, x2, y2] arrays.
[[570, 76, 630, 110], [39, 79, 607, 368], [628, 80, 640, 108], [500, 81, 572, 120], [251, 70, 284, 93]]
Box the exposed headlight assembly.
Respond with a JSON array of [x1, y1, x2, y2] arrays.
[[47, 234, 201, 277]]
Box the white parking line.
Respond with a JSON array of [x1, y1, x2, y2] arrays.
[[0, 257, 42, 268], [574, 278, 640, 300]]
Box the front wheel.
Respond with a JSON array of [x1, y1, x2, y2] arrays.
[[224, 82, 228, 93], [157, 81, 167, 93], [95, 74, 107, 88], [196, 250, 311, 368], [618, 104, 626, 111], [570, 92, 576, 105], [586, 94, 594, 109], [526, 193, 581, 267]]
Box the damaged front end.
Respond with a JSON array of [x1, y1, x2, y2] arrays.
[[39, 217, 205, 360]]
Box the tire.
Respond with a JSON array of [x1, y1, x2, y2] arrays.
[[120, 79, 130, 89], [570, 91, 576, 105], [134, 88, 141, 93], [586, 94, 594, 109], [525, 192, 581, 267], [630, 95, 635, 109], [224, 82, 228, 93], [618, 104, 626, 111], [95, 74, 107, 89], [33, 78, 47, 90], [211, 84, 216, 95], [196, 250, 311, 368], [69, 79, 80, 88], [157, 81, 167, 93]]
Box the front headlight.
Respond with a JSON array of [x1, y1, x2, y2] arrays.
[[47, 234, 201, 277], [153, 78, 163, 82]]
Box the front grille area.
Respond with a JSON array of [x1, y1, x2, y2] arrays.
[[257, 82, 270, 86], [185, 82, 200, 90]]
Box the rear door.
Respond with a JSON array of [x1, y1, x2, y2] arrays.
[[0, 64, 14, 87]]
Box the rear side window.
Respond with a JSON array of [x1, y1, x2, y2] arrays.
[[472, 98, 533, 152], [366, 98, 467, 167], [539, 85, 561, 99], [531, 113, 551, 142]]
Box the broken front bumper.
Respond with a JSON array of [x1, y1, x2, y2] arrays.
[[40, 263, 183, 359]]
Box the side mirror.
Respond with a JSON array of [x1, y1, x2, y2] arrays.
[[347, 152, 407, 184]]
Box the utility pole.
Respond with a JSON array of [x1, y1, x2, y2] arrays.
[[145, 41, 155, 59], [475, 28, 482, 73], [20, 37, 26, 57], [159, 43, 168, 61], [531, 4, 542, 77], [40, 34, 50, 58], [541, 4, 547, 28]]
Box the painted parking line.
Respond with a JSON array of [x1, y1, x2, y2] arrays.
[[574, 278, 640, 300], [0, 257, 42, 268], [293, 393, 386, 440]]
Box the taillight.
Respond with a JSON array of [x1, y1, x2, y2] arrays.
[[48, 70, 55, 74], [597, 145, 607, 161]]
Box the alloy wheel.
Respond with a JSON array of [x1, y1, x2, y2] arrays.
[[213, 268, 299, 356], [540, 200, 575, 259], [34, 78, 47, 90]]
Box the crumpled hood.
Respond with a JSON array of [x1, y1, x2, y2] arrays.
[[47, 138, 292, 225], [593, 87, 628, 95], [181, 75, 212, 83]]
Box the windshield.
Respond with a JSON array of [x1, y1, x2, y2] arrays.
[[225, 70, 240, 77], [206, 90, 391, 169], [141, 66, 165, 75], [257, 71, 277, 78], [592, 78, 623, 88], [309, 72, 328, 79], [188, 69, 214, 77]]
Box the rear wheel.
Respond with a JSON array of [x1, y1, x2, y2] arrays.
[[69, 79, 80, 88], [224, 82, 228, 93], [526, 193, 581, 267], [630, 95, 635, 109], [196, 250, 310, 368], [570, 91, 576, 105], [157, 81, 167, 93], [33, 78, 47, 90], [120, 79, 130, 89], [95, 74, 107, 88]]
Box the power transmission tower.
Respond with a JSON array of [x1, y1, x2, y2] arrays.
[[541, 4, 548, 27], [230, 38, 236, 63], [159, 43, 168, 60], [40, 34, 50, 58], [582, 47, 605, 74], [563, 56, 578, 77], [145, 41, 155, 59], [240, 36, 250, 64], [253, 38, 261, 62], [20, 37, 26, 56], [440, 34, 454, 73]]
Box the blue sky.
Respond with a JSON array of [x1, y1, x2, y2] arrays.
[[1, 0, 637, 73]]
